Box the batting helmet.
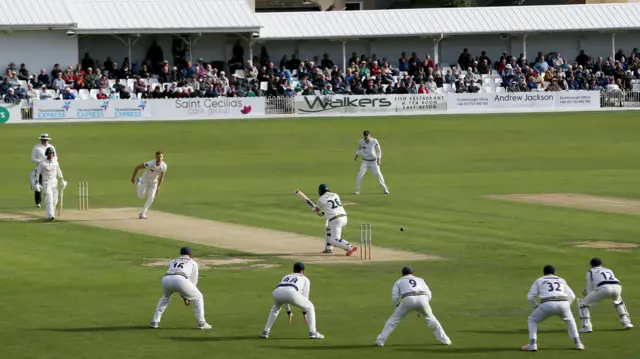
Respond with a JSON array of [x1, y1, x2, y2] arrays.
[[45, 147, 55, 156], [318, 184, 330, 196]]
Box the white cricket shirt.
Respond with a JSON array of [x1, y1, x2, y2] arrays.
[[141, 159, 167, 183], [356, 138, 382, 161], [585, 266, 620, 293], [35, 159, 63, 184], [165, 255, 199, 286], [316, 192, 347, 220], [391, 275, 432, 306], [527, 275, 576, 307], [275, 273, 311, 299]]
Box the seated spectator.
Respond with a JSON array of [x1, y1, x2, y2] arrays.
[[161, 84, 172, 98], [566, 75, 579, 90], [134, 77, 146, 93], [98, 75, 109, 89], [96, 88, 108, 99], [62, 88, 76, 100], [108, 88, 119, 99], [417, 83, 429, 94], [477, 59, 489, 75], [455, 78, 467, 93], [8, 71, 20, 87], [467, 80, 479, 93], [534, 56, 549, 74], [545, 78, 561, 91], [52, 72, 66, 92], [38, 69, 50, 86], [39, 86, 53, 100], [0, 77, 11, 95], [141, 85, 153, 99], [4, 88, 19, 103], [13, 84, 25, 99], [119, 87, 131, 99], [426, 76, 437, 93], [526, 76, 538, 91], [26, 83, 38, 100], [30, 74, 43, 89]]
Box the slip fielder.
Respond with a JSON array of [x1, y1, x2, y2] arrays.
[[375, 266, 451, 347], [131, 151, 167, 219], [150, 247, 212, 330], [313, 184, 358, 255], [30, 133, 58, 208], [522, 265, 584, 351], [578, 257, 633, 332], [34, 147, 66, 221], [261, 262, 324, 339], [354, 130, 389, 195]]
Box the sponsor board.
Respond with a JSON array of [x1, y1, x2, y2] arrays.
[[0, 102, 23, 124], [32, 100, 151, 119], [395, 94, 447, 112], [297, 95, 394, 114], [448, 91, 600, 112], [151, 98, 265, 119]]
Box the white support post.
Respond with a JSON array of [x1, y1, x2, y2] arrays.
[[522, 34, 527, 60], [611, 32, 616, 60], [128, 35, 132, 68], [342, 40, 347, 73], [433, 34, 443, 65], [249, 40, 254, 63]]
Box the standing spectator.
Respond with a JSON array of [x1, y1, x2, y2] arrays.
[[18, 63, 29, 81], [576, 49, 589, 68]]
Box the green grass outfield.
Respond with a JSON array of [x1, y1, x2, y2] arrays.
[[1, 111, 639, 359]]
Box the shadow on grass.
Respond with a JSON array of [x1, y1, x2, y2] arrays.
[[463, 329, 566, 335], [39, 326, 152, 332], [168, 336, 294, 342], [269, 344, 518, 353], [396, 347, 523, 353]]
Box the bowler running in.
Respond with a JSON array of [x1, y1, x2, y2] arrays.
[[150, 247, 211, 329], [522, 265, 584, 351], [131, 151, 167, 219], [30, 133, 58, 208], [375, 266, 451, 347], [314, 184, 357, 255], [34, 147, 66, 221], [354, 130, 389, 195], [578, 257, 633, 332], [261, 262, 324, 339]]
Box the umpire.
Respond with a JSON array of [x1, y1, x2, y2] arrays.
[[30, 134, 58, 207]]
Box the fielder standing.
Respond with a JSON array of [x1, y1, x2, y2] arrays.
[[578, 257, 633, 332], [131, 151, 167, 219], [314, 184, 357, 256], [31, 133, 58, 208], [261, 262, 324, 339], [34, 147, 66, 221], [375, 266, 451, 347], [522, 265, 584, 351], [150, 247, 212, 330], [354, 130, 389, 195]]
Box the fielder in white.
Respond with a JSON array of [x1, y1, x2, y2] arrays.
[[578, 257, 633, 332], [261, 262, 324, 339], [150, 247, 211, 330], [34, 147, 66, 221], [375, 266, 451, 347], [314, 184, 358, 255], [522, 265, 584, 351], [31, 133, 58, 208], [131, 151, 167, 219], [354, 130, 389, 195]]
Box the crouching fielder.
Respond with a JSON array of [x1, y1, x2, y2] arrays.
[[35, 147, 66, 221], [314, 184, 357, 256], [131, 151, 167, 219], [261, 262, 324, 339], [375, 266, 451, 347], [150, 247, 211, 329], [578, 257, 633, 332], [522, 265, 583, 351]]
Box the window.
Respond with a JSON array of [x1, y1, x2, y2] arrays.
[[345, 0, 363, 10]]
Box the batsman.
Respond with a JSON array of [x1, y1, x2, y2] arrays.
[[34, 147, 66, 221], [310, 184, 357, 256]]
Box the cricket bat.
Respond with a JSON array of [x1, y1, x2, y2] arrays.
[[295, 189, 315, 209], [57, 186, 64, 217]]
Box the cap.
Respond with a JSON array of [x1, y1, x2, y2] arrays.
[[293, 262, 305, 273], [363, 130, 370, 136], [401, 266, 414, 276], [180, 247, 192, 255], [590, 257, 602, 267], [38, 133, 51, 140]]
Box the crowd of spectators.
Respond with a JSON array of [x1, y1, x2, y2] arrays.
[[2, 44, 640, 103]]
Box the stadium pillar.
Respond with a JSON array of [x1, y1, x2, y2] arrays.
[[342, 40, 347, 74], [522, 34, 527, 59], [433, 34, 443, 65], [611, 32, 616, 61]]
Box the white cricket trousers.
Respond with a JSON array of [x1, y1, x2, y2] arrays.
[[376, 295, 450, 345], [356, 161, 388, 193], [528, 301, 579, 342], [152, 275, 206, 324], [326, 216, 353, 251], [263, 287, 317, 334], [42, 180, 59, 219], [579, 284, 631, 328], [137, 180, 158, 216]]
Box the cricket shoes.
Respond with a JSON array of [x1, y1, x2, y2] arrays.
[[375, 341, 384, 347], [521, 344, 537, 351], [260, 331, 269, 338], [36, 204, 41, 208], [440, 339, 452, 345], [198, 322, 212, 330], [383, 191, 389, 194], [309, 332, 324, 339], [139, 213, 147, 219], [354, 191, 359, 195], [576, 343, 585, 350], [150, 321, 158, 329], [46, 216, 55, 221], [624, 323, 634, 330], [346, 246, 358, 256], [579, 327, 593, 333], [322, 248, 333, 254]]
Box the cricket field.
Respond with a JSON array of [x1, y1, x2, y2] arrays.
[[1, 111, 638, 359]]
